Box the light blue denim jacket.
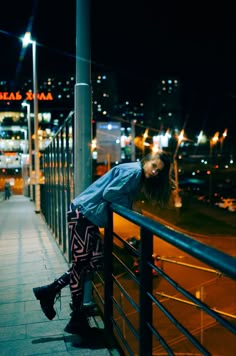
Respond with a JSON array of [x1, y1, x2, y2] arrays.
[[72, 161, 143, 227]]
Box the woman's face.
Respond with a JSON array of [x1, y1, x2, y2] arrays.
[[143, 158, 165, 178]]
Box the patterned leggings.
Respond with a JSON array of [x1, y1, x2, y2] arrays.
[[67, 204, 104, 307]]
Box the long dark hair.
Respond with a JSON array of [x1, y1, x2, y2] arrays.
[[140, 151, 174, 207]]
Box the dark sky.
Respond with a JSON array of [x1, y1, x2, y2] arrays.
[[1, 1, 236, 136]]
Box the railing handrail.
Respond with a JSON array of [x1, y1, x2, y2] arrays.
[[111, 202, 236, 280], [53, 110, 74, 137]]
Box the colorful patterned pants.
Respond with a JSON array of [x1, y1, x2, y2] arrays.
[[67, 204, 104, 308]]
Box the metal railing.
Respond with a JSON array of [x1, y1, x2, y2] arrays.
[[40, 112, 236, 355], [96, 204, 236, 355], [41, 111, 74, 261]]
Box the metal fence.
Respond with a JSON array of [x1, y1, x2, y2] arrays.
[[98, 204, 236, 355], [40, 112, 236, 355], [41, 111, 74, 262]]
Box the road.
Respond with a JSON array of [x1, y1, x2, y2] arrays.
[[105, 212, 236, 355]]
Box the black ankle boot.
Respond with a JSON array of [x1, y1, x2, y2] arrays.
[[33, 281, 61, 320], [69, 298, 98, 316], [64, 309, 92, 335]]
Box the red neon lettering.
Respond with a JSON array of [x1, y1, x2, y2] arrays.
[[25, 92, 34, 100], [45, 92, 53, 100], [15, 92, 22, 100], [0, 91, 54, 101]]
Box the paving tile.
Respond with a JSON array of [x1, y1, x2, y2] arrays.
[[0, 324, 26, 342], [0, 196, 116, 355], [0, 301, 25, 316], [0, 337, 67, 355]]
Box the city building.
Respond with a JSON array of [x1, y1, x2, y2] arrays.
[[144, 77, 183, 133]]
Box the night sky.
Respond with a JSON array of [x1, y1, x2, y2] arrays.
[[1, 0, 236, 138]]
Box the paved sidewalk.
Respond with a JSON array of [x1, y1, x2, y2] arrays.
[[0, 195, 118, 355]]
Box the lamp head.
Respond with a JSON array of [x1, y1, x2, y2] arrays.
[[22, 32, 33, 47], [21, 101, 30, 108]]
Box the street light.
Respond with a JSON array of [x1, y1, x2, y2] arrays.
[[209, 132, 219, 201], [21, 101, 33, 201], [173, 130, 184, 208], [142, 128, 149, 157], [22, 32, 40, 213], [131, 119, 136, 161], [220, 128, 228, 154]]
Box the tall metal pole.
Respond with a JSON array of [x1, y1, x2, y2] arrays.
[[74, 0, 92, 196], [32, 41, 41, 213], [22, 102, 33, 201], [173, 133, 183, 208], [131, 119, 136, 161], [74, 0, 93, 305], [27, 104, 33, 201], [21, 33, 40, 212]]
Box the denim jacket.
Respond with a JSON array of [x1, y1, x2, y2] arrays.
[[72, 161, 143, 227]]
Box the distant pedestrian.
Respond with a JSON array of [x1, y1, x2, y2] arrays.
[[33, 150, 174, 336], [4, 181, 11, 200]]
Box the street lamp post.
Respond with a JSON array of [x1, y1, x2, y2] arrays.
[[131, 119, 136, 161], [209, 132, 219, 202], [173, 130, 184, 208], [142, 128, 149, 157], [22, 102, 33, 201], [220, 128, 228, 154], [22, 32, 40, 213]]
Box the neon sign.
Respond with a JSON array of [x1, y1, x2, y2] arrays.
[[0, 92, 53, 101]]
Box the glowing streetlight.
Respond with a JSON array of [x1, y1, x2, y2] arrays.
[[210, 131, 219, 151], [21, 32, 40, 213], [209, 132, 219, 201], [133, 128, 150, 157], [220, 128, 228, 154], [173, 129, 185, 208], [131, 119, 136, 161], [21, 102, 33, 201], [142, 128, 149, 156], [197, 130, 203, 145]]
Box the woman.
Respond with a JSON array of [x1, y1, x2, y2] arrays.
[[33, 150, 173, 334], [4, 181, 11, 200]]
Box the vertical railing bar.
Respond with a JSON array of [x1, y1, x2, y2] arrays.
[[139, 227, 153, 356], [61, 127, 66, 253], [52, 139, 57, 236], [57, 133, 62, 244], [103, 206, 114, 333]]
